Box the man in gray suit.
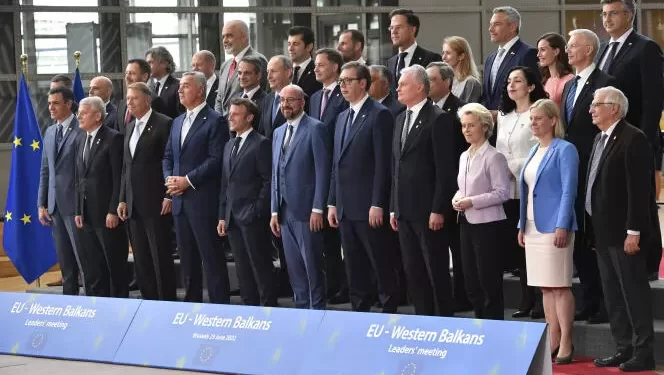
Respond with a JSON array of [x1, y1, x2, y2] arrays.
[[214, 20, 267, 116], [38, 86, 84, 295]]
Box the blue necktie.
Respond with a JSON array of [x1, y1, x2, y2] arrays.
[[565, 76, 580, 123], [272, 94, 280, 123], [342, 109, 355, 146], [55, 124, 63, 150]]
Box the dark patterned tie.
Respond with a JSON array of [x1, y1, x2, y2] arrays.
[[292, 66, 301, 85], [396, 52, 408, 82], [83, 134, 93, 167], [282, 124, 294, 153], [231, 136, 242, 162], [585, 133, 608, 215], [565, 76, 580, 123], [401, 110, 413, 150], [55, 124, 63, 149], [602, 42, 618, 73]]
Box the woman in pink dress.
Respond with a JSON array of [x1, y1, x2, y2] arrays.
[[537, 33, 573, 108]]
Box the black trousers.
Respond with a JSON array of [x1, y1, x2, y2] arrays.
[[596, 244, 654, 358], [51, 209, 81, 296], [322, 214, 346, 297], [227, 218, 277, 307], [459, 216, 505, 320], [574, 211, 604, 314], [446, 217, 470, 307], [339, 219, 398, 313], [127, 212, 176, 301], [397, 219, 453, 317]]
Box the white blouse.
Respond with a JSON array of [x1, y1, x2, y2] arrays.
[[496, 110, 538, 199]]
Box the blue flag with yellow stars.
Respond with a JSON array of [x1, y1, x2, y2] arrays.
[[3, 75, 57, 283], [73, 67, 86, 103]]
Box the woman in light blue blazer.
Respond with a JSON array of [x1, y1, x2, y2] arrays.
[[517, 99, 578, 364]]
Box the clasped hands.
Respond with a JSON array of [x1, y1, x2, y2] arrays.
[[165, 176, 190, 196]]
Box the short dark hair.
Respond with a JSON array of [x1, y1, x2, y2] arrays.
[[230, 97, 259, 125], [288, 26, 315, 47], [50, 74, 73, 89], [498, 66, 549, 114], [240, 56, 263, 74], [127, 58, 151, 80], [388, 9, 421, 37], [48, 86, 75, 103], [599, 0, 636, 22], [340, 29, 365, 51], [368, 65, 393, 87], [315, 48, 344, 75], [341, 61, 371, 91]]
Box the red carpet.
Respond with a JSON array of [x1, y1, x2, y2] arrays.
[[553, 357, 660, 375]]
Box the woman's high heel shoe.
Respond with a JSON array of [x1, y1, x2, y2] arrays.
[[555, 345, 574, 365], [551, 346, 559, 361]]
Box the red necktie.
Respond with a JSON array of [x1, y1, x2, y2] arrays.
[[227, 59, 237, 81], [124, 108, 132, 125]]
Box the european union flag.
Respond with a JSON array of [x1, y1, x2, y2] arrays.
[[3, 75, 57, 283], [73, 67, 86, 103]]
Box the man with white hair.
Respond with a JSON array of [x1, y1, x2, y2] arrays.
[[587, 86, 658, 372], [74, 96, 127, 298], [89, 76, 117, 129]]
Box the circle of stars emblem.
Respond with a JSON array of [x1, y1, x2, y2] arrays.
[[401, 362, 417, 375]]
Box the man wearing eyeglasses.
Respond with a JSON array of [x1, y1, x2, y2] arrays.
[[269, 84, 331, 310], [561, 29, 616, 325]]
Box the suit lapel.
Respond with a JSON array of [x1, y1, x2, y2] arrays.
[[181, 107, 208, 152], [55, 118, 76, 159], [323, 86, 343, 119], [285, 116, 307, 164], [610, 32, 636, 72], [534, 139, 558, 186], [492, 42, 520, 95], [409, 46, 425, 67], [484, 53, 496, 90], [84, 125, 105, 175], [340, 99, 371, 156], [132, 113, 155, 160], [172, 115, 184, 155], [230, 131, 255, 176], [595, 121, 624, 176], [401, 103, 428, 157], [570, 70, 596, 122]]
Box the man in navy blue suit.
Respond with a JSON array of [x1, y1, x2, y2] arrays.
[[163, 71, 230, 303], [481, 6, 539, 116], [327, 62, 398, 313], [368, 65, 405, 118], [270, 84, 331, 310]]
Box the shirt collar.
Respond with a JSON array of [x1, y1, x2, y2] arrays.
[[236, 127, 253, 139], [154, 75, 169, 88], [186, 101, 208, 121], [323, 81, 338, 92], [136, 108, 153, 125], [378, 94, 389, 103], [294, 57, 312, 69], [407, 98, 428, 113], [58, 113, 75, 129], [287, 111, 305, 128], [610, 28, 633, 44], [234, 45, 251, 63], [576, 62, 597, 79], [243, 85, 260, 99], [350, 94, 370, 114], [399, 41, 418, 55], [500, 36, 520, 51], [604, 120, 620, 139], [435, 93, 450, 109], [87, 124, 103, 137], [354, 56, 366, 65], [206, 74, 217, 88]]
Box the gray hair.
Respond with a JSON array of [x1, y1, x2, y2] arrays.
[[194, 50, 216, 65], [368, 65, 393, 87], [493, 6, 522, 33], [568, 29, 600, 57], [458, 102, 494, 138], [270, 55, 293, 72], [426, 61, 455, 88], [80, 96, 107, 119], [182, 71, 207, 97], [146, 46, 176, 73], [400, 65, 430, 96], [594, 86, 629, 119]]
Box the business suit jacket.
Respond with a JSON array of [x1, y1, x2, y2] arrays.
[[119, 111, 172, 219], [75, 125, 124, 228], [380, 92, 405, 118], [481, 39, 539, 110], [437, 94, 467, 164], [231, 88, 267, 130], [328, 98, 393, 220], [387, 45, 442, 89], [596, 31, 664, 168], [205, 74, 220, 109], [270, 114, 331, 221], [38, 117, 83, 215], [258, 91, 286, 139], [390, 101, 458, 222], [150, 75, 184, 120], [309, 85, 349, 143], [293, 60, 322, 98], [215, 47, 268, 116], [163, 105, 229, 218], [103, 102, 117, 130], [219, 130, 272, 229], [114, 100, 130, 135], [518, 138, 579, 233]]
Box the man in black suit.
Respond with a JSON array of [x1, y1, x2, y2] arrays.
[[191, 50, 220, 109], [259, 55, 292, 140], [74, 96, 127, 298], [89, 76, 117, 130], [327, 62, 398, 313], [482, 6, 539, 114], [386, 9, 442, 90], [588, 87, 658, 372], [218, 98, 276, 307], [231, 56, 267, 127], [368, 65, 405, 117], [288, 26, 322, 98], [117, 82, 176, 301], [163, 72, 230, 304], [115, 59, 151, 136], [390, 65, 457, 317], [562, 28, 616, 324], [337, 29, 367, 65], [426, 61, 471, 312], [146, 46, 184, 119]]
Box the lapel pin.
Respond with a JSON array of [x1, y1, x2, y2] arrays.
[[203, 117, 207, 120], [362, 114, 366, 118], [510, 51, 515, 55], [96, 139, 101, 145]]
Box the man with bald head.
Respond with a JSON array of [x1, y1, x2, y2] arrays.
[[192, 50, 219, 109], [270, 84, 331, 309], [90, 76, 117, 130], [215, 20, 267, 116], [259, 55, 293, 139]]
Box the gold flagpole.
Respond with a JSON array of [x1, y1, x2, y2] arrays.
[[74, 51, 81, 68]]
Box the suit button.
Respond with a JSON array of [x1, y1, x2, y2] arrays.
[[533, 194, 537, 197]]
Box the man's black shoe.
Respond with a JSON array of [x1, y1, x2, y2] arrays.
[[594, 351, 633, 367]]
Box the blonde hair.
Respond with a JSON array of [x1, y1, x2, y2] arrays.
[[458, 102, 494, 138], [530, 99, 564, 138], [443, 36, 479, 81]]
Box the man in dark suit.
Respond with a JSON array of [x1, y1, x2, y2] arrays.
[[231, 56, 267, 128], [482, 6, 539, 113], [38, 87, 85, 296], [288, 26, 322, 98], [562, 28, 616, 324], [215, 20, 267, 116], [74, 96, 127, 298], [218, 98, 276, 307], [337, 29, 367, 65], [368, 65, 405, 118], [191, 50, 220, 109], [146, 46, 184, 119], [386, 9, 442, 90], [270, 84, 331, 310], [117, 82, 176, 301], [588, 87, 658, 372], [89, 76, 117, 130], [426, 61, 471, 312], [310, 48, 349, 304], [259, 55, 292, 139], [163, 72, 230, 303], [390, 65, 457, 317], [327, 62, 398, 313], [115, 59, 151, 136]]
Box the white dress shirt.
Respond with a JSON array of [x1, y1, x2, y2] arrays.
[[435, 94, 450, 109], [181, 101, 207, 146], [205, 74, 217, 98], [57, 113, 75, 135], [404, 98, 428, 135], [491, 36, 520, 88], [398, 42, 418, 69], [573, 63, 597, 105], [293, 57, 312, 82], [83, 124, 103, 163], [242, 85, 260, 100], [599, 28, 633, 70], [153, 75, 168, 96], [234, 128, 253, 154], [129, 109, 152, 157]]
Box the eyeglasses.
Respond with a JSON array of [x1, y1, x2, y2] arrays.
[[279, 97, 302, 104], [338, 77, 361, 86], [601, 10, 627, 18], [590, 102, 617, 109], [565, 44, 591, 51]]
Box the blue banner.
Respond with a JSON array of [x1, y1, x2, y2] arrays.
[[0, 292, 141, 362], [299, 310, 549, 375], [114, 301, 325, 375]]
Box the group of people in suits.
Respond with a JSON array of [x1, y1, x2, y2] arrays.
[[36, 0, 662, 371]]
